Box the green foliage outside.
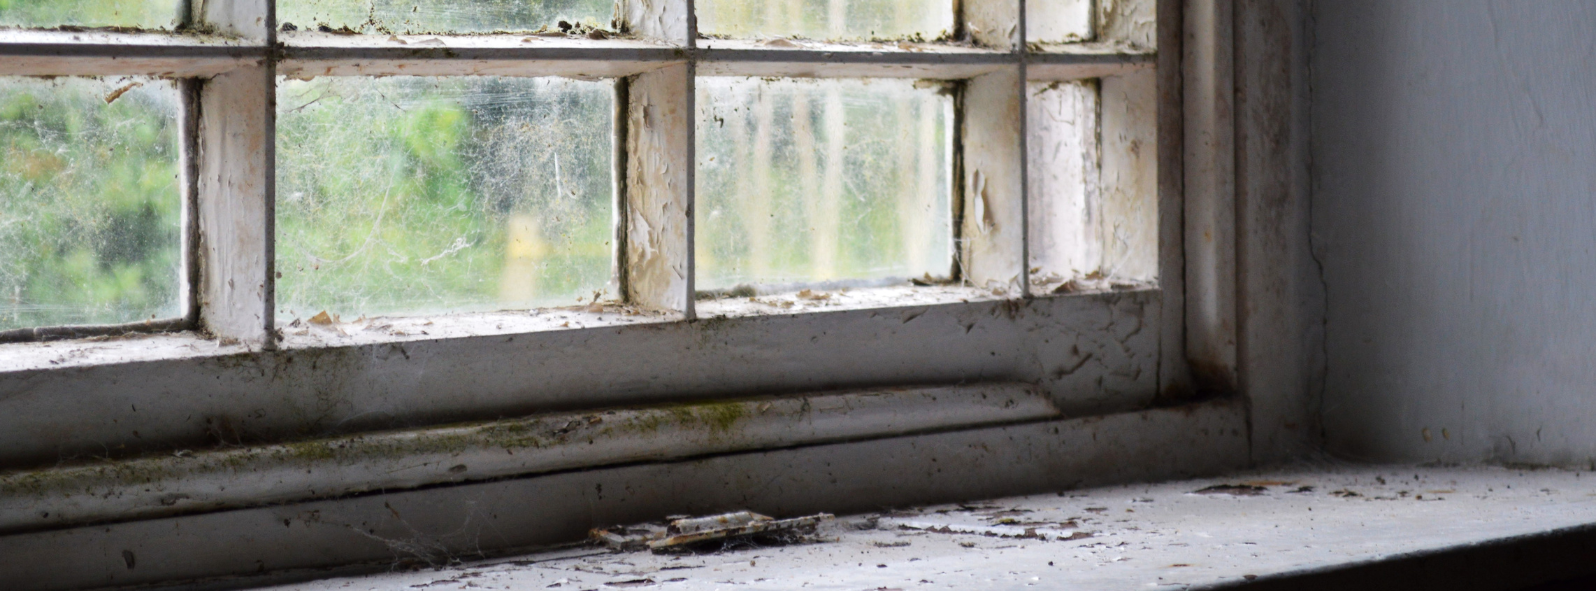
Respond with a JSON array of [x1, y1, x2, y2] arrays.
[[0, 1, 959, 330], [275, 77, 613, 321], [0, 78, 181, 331], [0, 0, 181, 29]]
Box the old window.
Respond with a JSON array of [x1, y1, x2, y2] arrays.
[[1, 0, 1158, 344], [0, 0, 1181, 573]]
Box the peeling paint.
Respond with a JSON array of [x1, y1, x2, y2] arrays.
[[624, 64, 691, 313], [0, 383, 1055, 534], [961, 69, 1025, 295], [0, 397, 1248, 589]]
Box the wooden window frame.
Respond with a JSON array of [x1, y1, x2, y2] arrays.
[[0, 1, 1260, 580]]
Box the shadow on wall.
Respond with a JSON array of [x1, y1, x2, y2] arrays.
[[1312, 0, 1596, 467]]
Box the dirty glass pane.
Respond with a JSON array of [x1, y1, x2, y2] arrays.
[[0, 77, 182, 331], [1028, 78, 1157, 294], [278, 0, 612, 35], [0, 0, 181, 30], [276, 76, 614, 322], [697, 0, 953, 41], [1028, 0, 1093, 44], [1096, 71, 1159, 282], [1027, 80, 1099, 291], [696, 77, 952, 294]]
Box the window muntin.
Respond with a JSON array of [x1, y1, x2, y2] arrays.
[[278, 0, 613, 35], [694, 77, 952, 295], [275, 76, 615, 322], [695, 0, 954, 41], [0, 76, 182, 331], [0, 0, 182, 30]]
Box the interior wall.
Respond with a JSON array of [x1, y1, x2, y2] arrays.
[[1313, 1, 1596, 466]]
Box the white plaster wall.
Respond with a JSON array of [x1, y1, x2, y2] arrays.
[[1313, 1, 1596, 466]]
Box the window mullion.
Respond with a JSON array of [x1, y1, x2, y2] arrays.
[[194, 0, 277, 346], [179, 79, 202, 328], [618, 0, 696, 317], [958, 1, 1028, 296]]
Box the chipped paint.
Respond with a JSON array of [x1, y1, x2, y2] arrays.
[[197, 62, 274, 347], [1097, 0, 1157, 50], [616, 0, 691, 44], [962, 0, 1021, 50], [624, 64, 692, 313], [961, 69, 1026, 295], [0, 289, 1161, 469], [0, 384, 1056, 534], [0, 397, 1248, 589]]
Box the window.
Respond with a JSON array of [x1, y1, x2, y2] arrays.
[[1, 0, 1158, 346], [0, 0, 1181, 579]]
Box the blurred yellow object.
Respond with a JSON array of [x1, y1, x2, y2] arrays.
[[499, 212, 548, 305]]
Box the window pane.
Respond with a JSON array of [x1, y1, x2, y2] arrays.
[[0, 77, 182, 331], [1027, 78, 1157, 293], [697, 0, 952, 41], [279, 0, 611, 35], [0, 0, 180, 30], [1027, 0, 1093, 44], [276, 77, 614, 322], [695, 77, 952, 294]]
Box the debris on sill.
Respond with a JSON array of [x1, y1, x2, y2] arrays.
[[1193, 484, 1271, 496], [794, 289, 830, 301], [591, 511, 833, 553], [883, 515, 1095, 542], [867, 502, 1108, 543], [908, 272, 954, 287], [281, 20, 617, 40]]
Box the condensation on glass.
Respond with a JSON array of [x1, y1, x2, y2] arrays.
[[275, 76, 614, 322], [0, 77, 182, 331], [1027, 77, 1157, 294], [1027, 0, 1093, 44], [695, 77, 952, 295], [279, 0, 612, 34], [0, 0, 181, 30], [696, 0, 953, 41]]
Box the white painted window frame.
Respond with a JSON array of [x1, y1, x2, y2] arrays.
[[0, 0, 1240, 540], [0, 0, 1163, 341], [0, 4, 1281, 586]]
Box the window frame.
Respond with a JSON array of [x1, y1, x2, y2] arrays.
[[0, 3, 1273, 587], [0, 0, 1216, 550], [0, 0, 1193, 416], [0, 0, 1159, 346]]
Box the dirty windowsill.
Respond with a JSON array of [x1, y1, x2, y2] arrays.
[[0, 284, 1125, 373], [255, 463, 1596, 591]]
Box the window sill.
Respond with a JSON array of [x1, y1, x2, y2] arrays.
[[0, 285, 1147, 374], [695, 284, 1004, 319], [0, 287, 1165, 475], [250, 463, 1596, 591]]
